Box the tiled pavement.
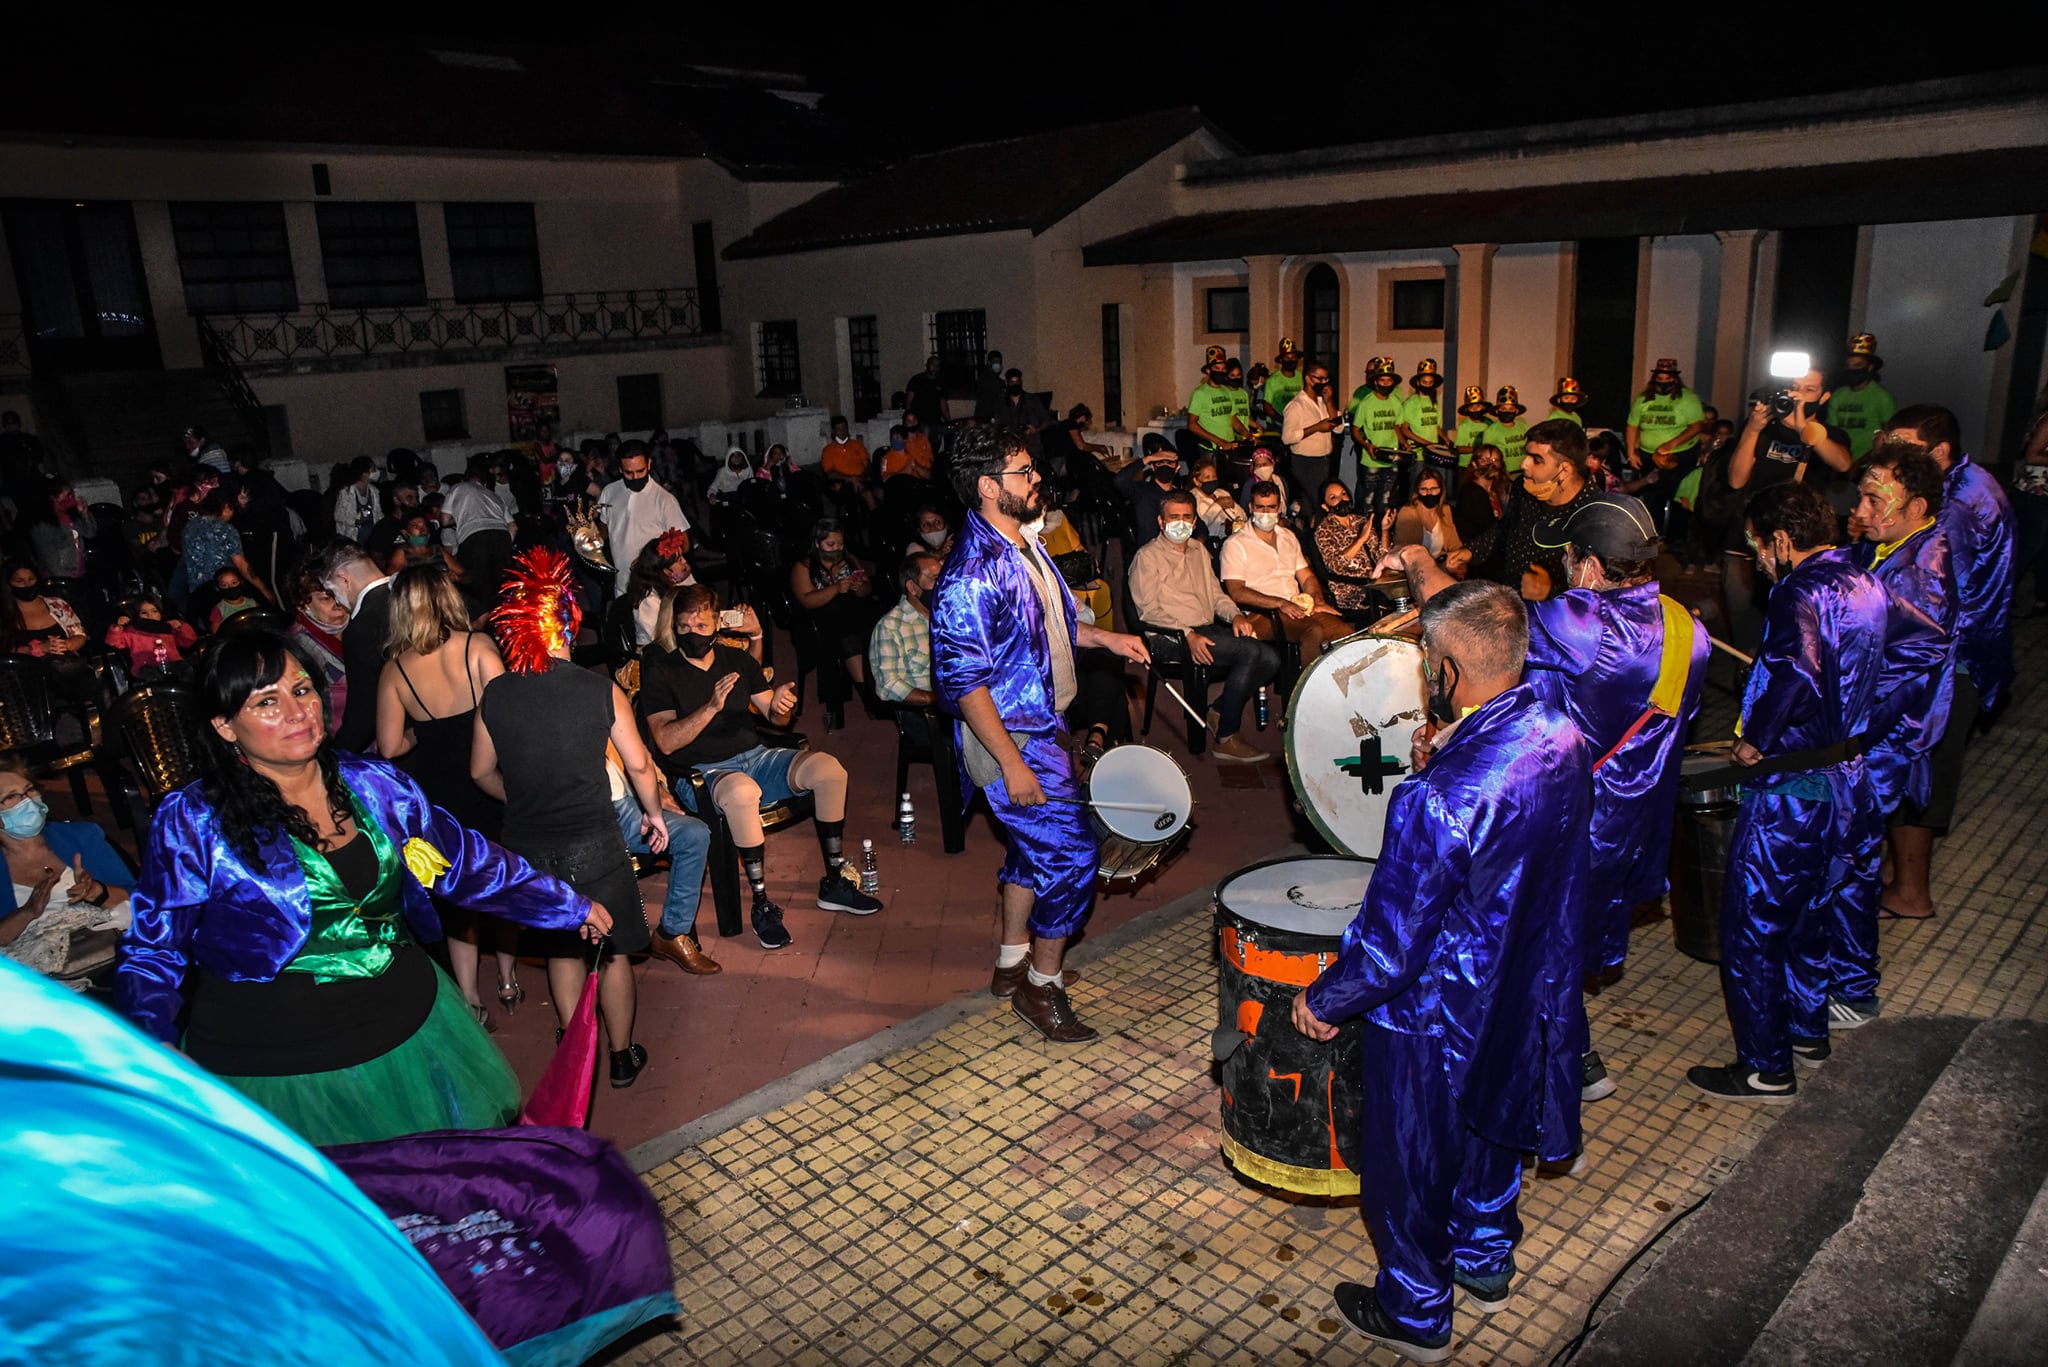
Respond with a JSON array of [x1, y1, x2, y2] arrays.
[[602, 614, 2048, 1366]]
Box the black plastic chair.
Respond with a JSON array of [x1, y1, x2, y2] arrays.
[[0, 655, 124, 823], [680, 742, 818, 939], [214, 605, 295, 636], [110, 682, 205, 832], [891, 705, 967, 854], [1119, 580, 1211, 755]]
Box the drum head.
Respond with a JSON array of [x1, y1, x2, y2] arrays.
[[1217, 855, 1372, 938], [1283, 633, 1428, 859], [1089, 745, 1194, 841]]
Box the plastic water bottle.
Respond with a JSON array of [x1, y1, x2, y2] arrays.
[[897, 792, 917, 845], [1255, 685, 1270, 730], [859, 840, 880, 895]]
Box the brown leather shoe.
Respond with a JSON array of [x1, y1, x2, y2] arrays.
[[1011, 978, 1099, 1043], [992, 962, 1080, 997], [650, 929, 723, 975]]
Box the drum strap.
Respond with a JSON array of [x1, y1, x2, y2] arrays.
[[1592, 597, 1697, 772]]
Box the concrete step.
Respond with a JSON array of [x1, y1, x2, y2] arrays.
[[1572, 1017, 1977, 1367], [1742, 1019, 2048, 1366], [1949, 1175, 2048, 1367]]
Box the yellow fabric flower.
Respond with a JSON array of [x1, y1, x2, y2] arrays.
[[402, 836, 451, 890]]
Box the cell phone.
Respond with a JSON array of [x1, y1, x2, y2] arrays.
[[720, 609, 745, 629]]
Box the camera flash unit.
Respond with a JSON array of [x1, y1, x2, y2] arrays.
[[1769, 350, 1812, 380]]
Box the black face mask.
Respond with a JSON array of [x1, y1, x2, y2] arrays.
[[1427, 655, 1462, 727], [1418, 493, 1443, 509], [623, 475, 650, 493], [678, 631, 716, 660], [1006, 383, 1023, 396], [1326, 500, 1354, 517], [11, 583, 41, 602]]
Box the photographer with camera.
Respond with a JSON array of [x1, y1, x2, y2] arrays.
[[1721, 363, 1854, 652]]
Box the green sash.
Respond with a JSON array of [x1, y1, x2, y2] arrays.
[[283, 789, 410, 982]]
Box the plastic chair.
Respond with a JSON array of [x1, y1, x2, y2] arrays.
[[891, 705, 966, 854], [679, 743, 818, 939], [1119, 581, 1211, 756], [110, 683, 205, 831], [0, 655, 123, 823]]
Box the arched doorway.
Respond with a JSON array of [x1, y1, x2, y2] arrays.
[[1302, 263, 1341, 377]]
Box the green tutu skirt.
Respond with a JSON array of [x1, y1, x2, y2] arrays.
[[218, 971, 520, 1147]]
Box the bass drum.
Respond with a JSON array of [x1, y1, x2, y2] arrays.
[[1283, 632, 1429, 858], [1213, 855, 1373, 1196]]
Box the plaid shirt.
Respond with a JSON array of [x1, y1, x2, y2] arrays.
[[869, 596, 933, 703]]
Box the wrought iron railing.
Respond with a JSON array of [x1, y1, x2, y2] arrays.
[[195, 317, 272, 457], [204, 288, 718, 367], [0, 314, 27, 379]]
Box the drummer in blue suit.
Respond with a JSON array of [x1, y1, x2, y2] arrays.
[[1293, 581, 1590, 1363]]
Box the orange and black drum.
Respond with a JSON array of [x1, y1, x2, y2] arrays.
[[1213, 855, 1374, 1196]]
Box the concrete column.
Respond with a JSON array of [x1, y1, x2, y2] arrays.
[[417, 203, 455, 301], [1712, 229, 1763, 415], [131, 202, 201, 370], [1247, 254, 1283, 377], [283, 203, 326, 309], [1452, 242, 1496, 399], [1554, 243, 1579, 384], [1632, 237, 1656, 386]]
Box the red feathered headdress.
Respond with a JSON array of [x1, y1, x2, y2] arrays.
[[490, 547, 582, 674], [656, 527, 689, 561]]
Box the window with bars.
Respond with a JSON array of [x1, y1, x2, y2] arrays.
[[928, 308, 988, 398], [617, 372, 664, 431], [1101, 304, 1124, 428], [754, 320, 802, 397], [420, 388, 468, 441], [316, 202, 426, 309], [444, 202, 542, 302], [848, 315, 881, 422], [168, 202, 298, 315]]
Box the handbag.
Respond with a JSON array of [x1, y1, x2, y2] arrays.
[[1051, 548, 1099, 590]]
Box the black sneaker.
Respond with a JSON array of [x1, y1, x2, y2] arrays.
[[751, 898, 793, 950], [1791, 1036, 1832, 1069], [1331, 1282, 1451, 1364], [817, 873, 882, 916], [1687, 1062, 1797, 1103], [609, 1042, 648, 1089], [1582, 1050, 1617, 1103], [1453, 1264, 1514, 1313], [1828, 994, 1880, 1030]]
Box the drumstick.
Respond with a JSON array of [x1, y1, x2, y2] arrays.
[[1046, 796, 1175, 815], [1144, 665, 1212, 730], [1707, 635, 1754, 666]]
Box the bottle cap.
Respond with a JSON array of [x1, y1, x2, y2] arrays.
[[862, 838, 873, 849]]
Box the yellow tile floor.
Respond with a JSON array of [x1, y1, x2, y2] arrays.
[[618, 636, 2048, 1366]]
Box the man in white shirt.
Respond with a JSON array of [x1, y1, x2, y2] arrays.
[[1221, 480, 1348, 662], [597, 439, 690, 594], [1281, 362, 1344, 500], [442, 452, 518, 604], [1129, 490, 1279, 762]]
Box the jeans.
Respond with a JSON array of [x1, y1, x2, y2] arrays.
[[1190, 625, 1280, 737], [1352, 464, 1404, 528], [613, 795, 712, 938]]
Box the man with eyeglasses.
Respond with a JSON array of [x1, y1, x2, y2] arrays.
[[1281, 363, 1345, 496], [930, 427, 1151, 1044]]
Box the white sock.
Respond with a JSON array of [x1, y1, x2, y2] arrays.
[[996, 943, 1029, 969], [1026, 965, 1062, 989]]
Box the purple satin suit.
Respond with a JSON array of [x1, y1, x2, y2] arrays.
[[1306, 682, 1589, 1342], [1940, 454, 2016, 713], [1721, 555, 1887, 1075], [930, 510, 1095, 940]]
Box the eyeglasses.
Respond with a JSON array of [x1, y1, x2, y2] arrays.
[[998, 464, 1040, 481], [0, 782, 40, 810]]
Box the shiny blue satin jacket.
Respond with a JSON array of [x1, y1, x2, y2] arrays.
[[1939, 454, 2015, 712], [119, 753, 590, 1045], [1306, 681, 1590, 1152], [1741, 552, 1888, 804], [1526, 583, 1708, 909], [1844, 527, 1955, 812], [930, 510, 1079, 790]]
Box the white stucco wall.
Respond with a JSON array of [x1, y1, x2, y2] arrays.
[[1643, 235, 1720, 400], [1487, 244, 1566, 407]]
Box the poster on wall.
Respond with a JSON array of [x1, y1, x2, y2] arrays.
[[505, 364, 559, 443]]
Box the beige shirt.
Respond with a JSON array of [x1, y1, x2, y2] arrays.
[[1129, 535, 1239, 631], [1282, 390, 1335, 457], [1220, 524, 1309, 600]]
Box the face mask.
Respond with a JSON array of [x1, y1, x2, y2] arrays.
[[920, 529, 948, 548], [1418, 493, 1443, 509], [1006, 384, 1023, 396], [819, 547, 843, 563], [1654, 381, 1678, 396], [1325, 501, 1354, 518], [1251, 511, 1280, 533], [406, 533, 429, 547], [1252, 466, 1274, 482], [623, 475, 650, 493], [218, 584, 243, 597], [1021, 516, 1047, 540], [1522, 472, 1562, 500], [678, 631, 716, 660], [1, 794, 49, 839], [1374, 381, 1396, 394], [11, 583, 40, 602], [1162, 520, 1195, 543], [1426, 655, 1463, 727]]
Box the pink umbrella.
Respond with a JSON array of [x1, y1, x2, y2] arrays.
[[519, 944, 604, 1129]]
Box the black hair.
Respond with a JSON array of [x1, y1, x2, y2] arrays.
[[196, 630, 351, 863], [1863, 440, 1946, 519], [1140, 433, 1172, 457], [1882, 404, 1962, 459], [1248, 480, 1283, 505], [617, 439, 651, 463], [949, 425, 1030, 508], [1744, 483, 1837, 551], [625, 535, 680, 607], [1524, 418, 1591, 477]]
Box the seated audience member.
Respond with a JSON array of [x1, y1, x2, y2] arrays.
[[24, 482, 95, 590], [708, 447, 754, 506], [1039, 403, 1108, 489], [1314, 480, 1393, 613], [1128, 490, 1280, 762], [1222, 481, 1348, 660], [1190, 457, 1247, 539], [284, 566, 350, 734], [1115, 435, 1186, 547], [907, 506, 955, 562], [1237, 447, 1294, 512], [381, 512, 456, 576], [180, 488, 272, 613], [790, 519, 880, 714], [0, 753, 133, 979], [624, 530, 698, 648], [870, 552, 942, 744], [880, 424, 936, 484], [1455, 444, 1508, 548], [1392, 468, 1465, 561], [818, 416, 876, 510], [207, 568, 262, 630], [636, 585, 881, 950], [105, 595, 199, 680], [4, 559, 92, 702]]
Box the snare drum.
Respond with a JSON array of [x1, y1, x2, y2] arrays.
[[1087, 744, 1194, 884], [1213, 856, 1373, 1196], [1283, 632, 1430, 858]]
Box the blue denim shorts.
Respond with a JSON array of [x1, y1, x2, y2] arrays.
[[672, 744, 801, 813]]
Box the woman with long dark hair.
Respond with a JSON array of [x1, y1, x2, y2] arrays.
[[116, 629, 612, 1145]]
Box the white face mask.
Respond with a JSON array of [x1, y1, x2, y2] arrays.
[[1162, 520, 1195, 543], [1021, 516, 1047, 540], [1042, 508, 1064, 531], [920, 529, 948, 548], [1251, 511, 1280, 533]]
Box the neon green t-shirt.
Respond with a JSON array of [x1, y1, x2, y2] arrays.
[[1625, 387, 1705, 456], [1401, 393, 1442, 445], [1545, 407, 1585, 428], [1829, 381, 1896, 460], [1187, 382, 1240, 446], [1483, 419, 1530, 472], [1350, 389, 1406, 461], [1229, 385, 1253, 431], [1265, 369, 1304, 422], [1452, 417, 1491, 460]]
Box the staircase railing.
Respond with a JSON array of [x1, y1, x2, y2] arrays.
[[194, 317, 270, 458]]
